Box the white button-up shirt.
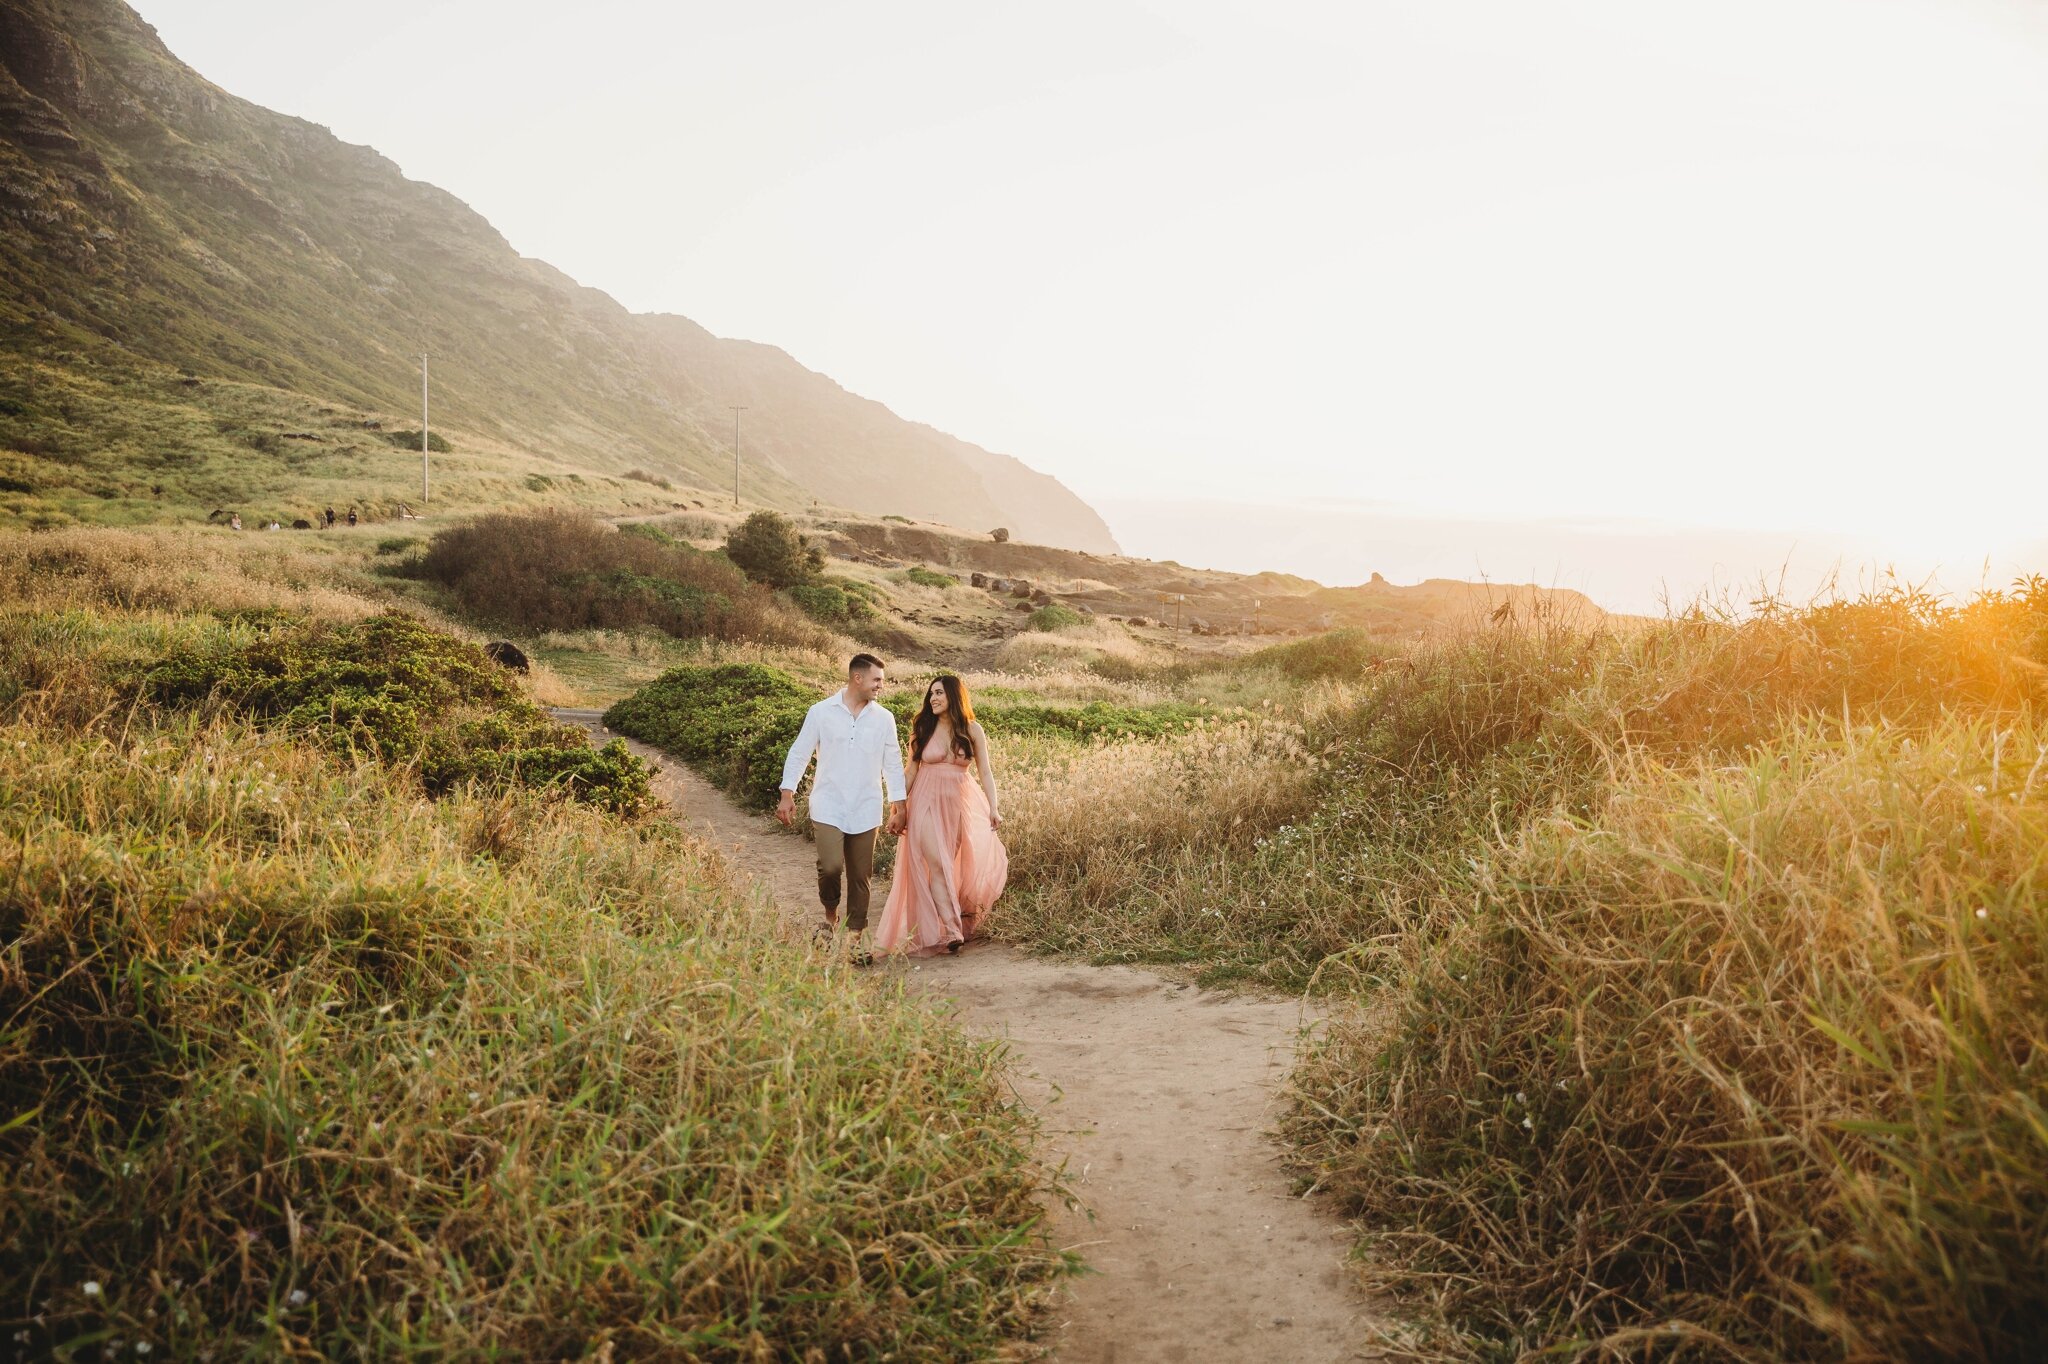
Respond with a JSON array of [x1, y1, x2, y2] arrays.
[[780, 689, 907, 835]]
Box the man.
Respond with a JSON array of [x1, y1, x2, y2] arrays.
[[778, 654, 907, 965]]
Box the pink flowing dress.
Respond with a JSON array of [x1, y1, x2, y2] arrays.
[[874, 742, 1009, 957]]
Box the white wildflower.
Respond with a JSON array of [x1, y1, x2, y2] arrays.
[[82, 1281, 103, 1298]]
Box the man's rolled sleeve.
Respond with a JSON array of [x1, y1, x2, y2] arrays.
[[881, 727, 907, 802]]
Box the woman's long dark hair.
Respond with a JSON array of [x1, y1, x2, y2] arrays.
[[910, 674, 976, 763]]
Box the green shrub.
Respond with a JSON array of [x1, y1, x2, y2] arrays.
[[1025, 603, 1084, 632], [904, 565, 956, 590], [383, 427, 451, 452], [374, 534, 418, 555], [788, 581, 878, 631], [604, 662, 835, 809], [143, 611, 650, 810], [619, 520, 680, 548], [834, 575, 887, 606], [723, 510, 823, 589]]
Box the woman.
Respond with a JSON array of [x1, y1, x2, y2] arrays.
[[874, 674, 1008, 957]]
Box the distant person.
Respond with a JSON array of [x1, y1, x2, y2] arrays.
[[323, 506, 335, 528], [228, 512, 242, 531], [777, 654, 906, 967], [874, 674, 1008, 958], [347, 508, 358, 527]]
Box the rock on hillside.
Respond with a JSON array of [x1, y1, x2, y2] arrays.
[[0, 0, 1116, 552]]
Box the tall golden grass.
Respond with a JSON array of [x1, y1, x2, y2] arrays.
[[998, 579, 2048, 1357], [1289, 716, 2048, 1360], [998, 715, 1329, 982]]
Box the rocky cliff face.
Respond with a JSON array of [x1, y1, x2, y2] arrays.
[[0, 0, 1118, 552]]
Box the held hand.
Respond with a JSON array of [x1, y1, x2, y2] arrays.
[[990, 812, 1004, 831], [775, 791, 795, 828]]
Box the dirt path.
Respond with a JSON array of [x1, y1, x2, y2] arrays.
[[556, 711, 1390, 1362]]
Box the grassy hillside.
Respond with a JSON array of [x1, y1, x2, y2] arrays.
[[0, 528, 1070, 1358], [0, 357, 735, 531], [0, 0, 1112, 548]]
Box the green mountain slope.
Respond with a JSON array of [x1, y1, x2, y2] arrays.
[[0, 0, 1118, 550]]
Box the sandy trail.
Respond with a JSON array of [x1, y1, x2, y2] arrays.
[[555, 710, 1389, 1362]]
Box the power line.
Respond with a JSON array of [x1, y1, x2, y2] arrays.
[[419, 351, 431, 504], [729, 405, 747, 507]]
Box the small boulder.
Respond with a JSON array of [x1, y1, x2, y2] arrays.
[[484, 641, 530, 674], [291, 518, 312, 530], [970, 572, 989, 588]]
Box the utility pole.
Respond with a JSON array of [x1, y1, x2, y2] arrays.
[[729, 405, 747, 507], [420, 352, 431, 504]]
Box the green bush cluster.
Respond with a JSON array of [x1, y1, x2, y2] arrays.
[[788, 581, 879, 631], [1025, 603, 1085, 632], [723, 510, 824, 589], [144, 611, 649, 810], [983, 700, 1206, 742], [383, 427, 451, 452], [903, 565, 956, 590], [418, 509, 829, 649], [604, 662, 833, 809]]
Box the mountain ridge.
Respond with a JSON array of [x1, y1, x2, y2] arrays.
[[0, 0, 1118, 551]]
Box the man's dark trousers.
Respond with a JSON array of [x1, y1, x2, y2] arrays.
[[814, 822, 877, 930]]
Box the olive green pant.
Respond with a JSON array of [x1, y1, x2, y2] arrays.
[[813, 823, 877, 931]]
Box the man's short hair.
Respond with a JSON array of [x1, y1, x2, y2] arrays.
[[848, 652, 885, 675]]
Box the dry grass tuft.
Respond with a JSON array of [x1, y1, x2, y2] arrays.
[[990, 619, 1152, 673], [0, 526, 381, 621], [998, 717, 1327, 985], [1289, 716, 2048, 1360]]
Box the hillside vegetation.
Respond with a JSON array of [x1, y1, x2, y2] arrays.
[[0, 528, 1068, 1358], [980, 583, 2048, 1360]]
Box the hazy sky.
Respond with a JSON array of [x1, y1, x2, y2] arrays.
[[138, 0, 2048, 610]]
